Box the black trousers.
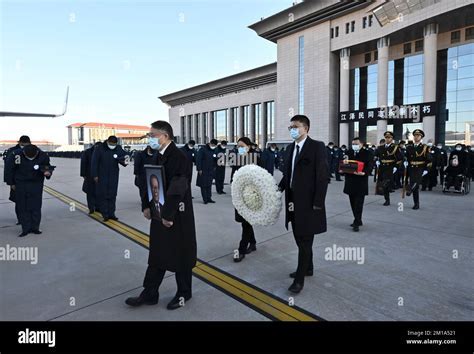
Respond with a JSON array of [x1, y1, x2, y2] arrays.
[[438, 168, 445, 185], [98, 196, 116, 218], [291, 223, 314, 285], [215, 167, 225, 193], [16, 186, 42, 233], [200, 186, 212, 202], [238, 220, 256, 254], [143, 265, 192, 299], [348, 194, 365, 226], [412, 185, 420, 206], [86, 191, 97, 212]]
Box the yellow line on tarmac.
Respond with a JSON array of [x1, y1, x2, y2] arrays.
[[44, 185, 320, 321]]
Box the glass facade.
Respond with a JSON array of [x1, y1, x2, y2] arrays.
[[445, 43, 474, 144], [298, 35, 305, 114], [255, 103, 262, 146], [214, 110, 227, 142], [367, 64, 377, 108], [402, 54, 424, 136], [267, 101, 275, 142]]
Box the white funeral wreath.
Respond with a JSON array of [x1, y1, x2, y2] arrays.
[[231, 164, 282, 226]]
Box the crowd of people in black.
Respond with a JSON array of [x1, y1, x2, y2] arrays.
[[2, 117, 473, 305]]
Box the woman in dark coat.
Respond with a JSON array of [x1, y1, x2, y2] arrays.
[[343, 137, 372, 232], [231, 137, 264, 263]]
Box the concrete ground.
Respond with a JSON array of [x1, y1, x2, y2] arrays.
[[0, 157, 473, 321]]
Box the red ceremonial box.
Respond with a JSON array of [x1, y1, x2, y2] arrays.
[[339, 160, 364, 174]]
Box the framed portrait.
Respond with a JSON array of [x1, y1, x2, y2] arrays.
[[144, 165, 166, 221]]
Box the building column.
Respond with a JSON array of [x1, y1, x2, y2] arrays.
[[261, 102, 268, 148], [227, 108, 234, 142], [339, 48, 350, 147], [377, 36, 390, 142], [423, 23, 438, 143], [249, 104, 256, 142], [238, 106, 245, 138], [192, 114, 199, 142], [186, 115, 192, 143], [208, 111, 214, 140], [200, 113, 206, 144]]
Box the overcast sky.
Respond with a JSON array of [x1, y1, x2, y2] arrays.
[[1, 0, 294, 144]]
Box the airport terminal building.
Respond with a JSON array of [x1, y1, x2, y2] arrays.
[[159, 0, 474, 147]]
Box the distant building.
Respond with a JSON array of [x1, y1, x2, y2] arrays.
[[67, 122, 149, 146]]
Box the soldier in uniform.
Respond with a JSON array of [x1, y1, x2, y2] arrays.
[[374, 131, 403, 206], [404, 129, 432, 210]]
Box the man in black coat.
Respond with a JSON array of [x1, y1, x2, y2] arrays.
[[180, 140, 197, 184], [3, 135, 31, 225], [436, 142, 448, 185], [195, 139, 218, 204], [261, 143, 278, 175], [80, 142, 102, 214], [326, 142, 335, 179], [278, 115, 329, 294], [214, 140, 227, 194], [134, 145, 156, 201], [343, 138, 372, 232], [126, 120, 197, 310], [91, 136, 129, 222], [5, 144, 53, 237]]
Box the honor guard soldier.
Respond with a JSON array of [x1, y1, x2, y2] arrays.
[[404, 129, 432, 210], [375, 131, 403, 206]]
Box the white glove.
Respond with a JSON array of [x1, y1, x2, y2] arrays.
[[393, 167, 397, 174], [376, 161, 380, 167], [403, 161, 408, 168], [422, 170, 428, 177]]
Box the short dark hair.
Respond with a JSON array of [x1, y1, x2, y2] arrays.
[[151, 120, 174, 140], [150, 174, 159, 185], [328, 142, 334, 146], [379, 139, 385, 144], [290, 115, 310, 129], [107, 136, 118, 144], [19, 135, 31, 144], [221, 140, 228, 145], [188, 140, 196, 145], [352, 137, 361, 142], [23, 144, 38, 158], [210, 139, 218, 145], [238, 137, 252, 147]]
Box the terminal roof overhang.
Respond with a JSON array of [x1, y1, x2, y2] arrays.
[[248, 0, 372, 42], [159, 63, 277, 107]]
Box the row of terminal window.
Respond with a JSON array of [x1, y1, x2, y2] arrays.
[[330, 15, 373, 38]]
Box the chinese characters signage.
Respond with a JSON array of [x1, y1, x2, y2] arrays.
[[338, 102, 437, 124]]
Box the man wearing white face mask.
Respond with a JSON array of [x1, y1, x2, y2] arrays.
[[342, 138, 372, 232], [91, 135, 129, 222], [404, 129, 432, 210], [278, 115, 329, 294]]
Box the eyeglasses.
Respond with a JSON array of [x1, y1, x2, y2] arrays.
[[288, 125, 303, 131]]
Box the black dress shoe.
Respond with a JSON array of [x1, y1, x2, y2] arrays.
[[208, 200, 216, 203], [103, 217, 110, 222], [350, 221, 363, 227], [18, 232, 29, 237], [110, 216, 119, 221], [428, 188, 432, 191], [353, 225, 359, 232], [167, 295, 192, 310], [125, 294, 158, 307], [233, 253, 245, 262], [246, 244, 257, 254], [412, 204, 419, 210], [406, 189, 412, 196], [289, 270, 313, 278], [220, 191, 227, 194], [31, 230, 42, 235], [383, 200, 390, 206], [88, 209, 95, 214], [203, 201, 208, 205], [288, 282, 304, 294]]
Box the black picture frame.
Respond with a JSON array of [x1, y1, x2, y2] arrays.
[[144, 165, 166, 221]]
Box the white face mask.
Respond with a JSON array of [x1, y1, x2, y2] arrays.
[[456, 146, 462, 151], [352, 144, 360, 152], [210, 146, 216, 150], [108, 144, 117, 150], [26, 156, 36, 161], [437, 145, 442, 149], [427, 143, 433, 147]]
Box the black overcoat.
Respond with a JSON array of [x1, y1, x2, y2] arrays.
[[343, 148, 372, 196], [195, 145, 217, 188], [278, 137, 329, 235]]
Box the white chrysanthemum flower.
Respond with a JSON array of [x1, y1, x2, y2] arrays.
[[231, 165, 282, 226]]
